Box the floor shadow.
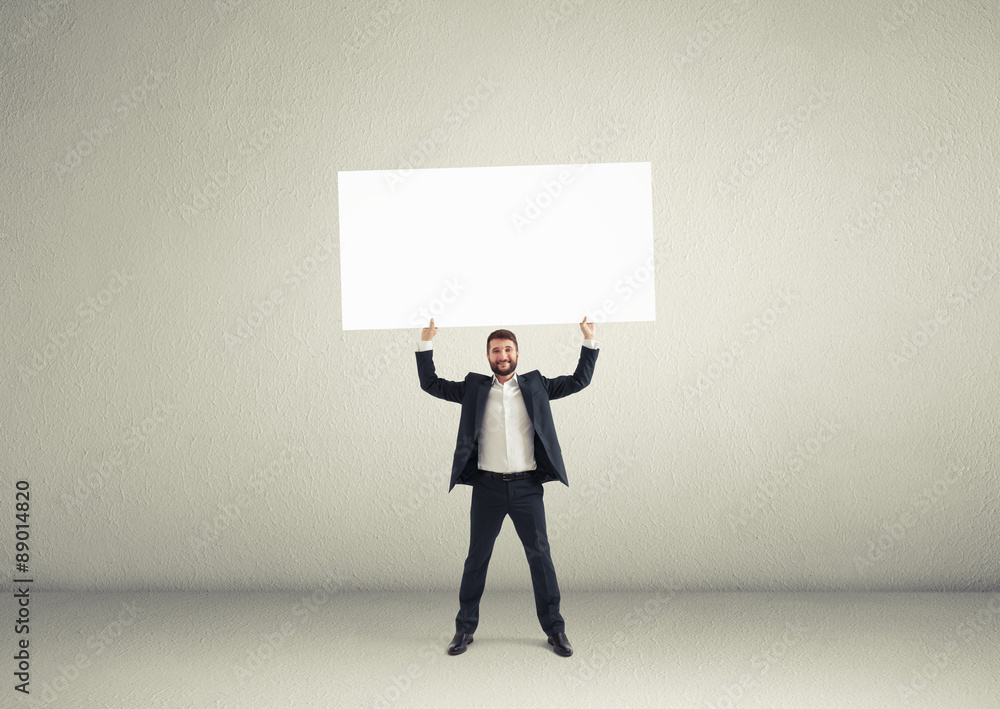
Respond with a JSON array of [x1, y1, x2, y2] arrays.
[[480, 635, 550, 648]]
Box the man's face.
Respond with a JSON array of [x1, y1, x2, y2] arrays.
[[488, 339, 518, 377]]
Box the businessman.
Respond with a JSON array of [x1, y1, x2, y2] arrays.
[[415, 316, 599, 657]]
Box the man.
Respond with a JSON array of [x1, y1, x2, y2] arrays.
[[415, 316, 599, 657]]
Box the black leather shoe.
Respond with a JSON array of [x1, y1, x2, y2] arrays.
[[547, 632, 572, 657], [447, 632, 474, 655]]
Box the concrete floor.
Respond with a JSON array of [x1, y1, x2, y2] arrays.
[[4, 591, 998, 709]]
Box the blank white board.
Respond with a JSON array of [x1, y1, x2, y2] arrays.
[[337, 162, 654, 331]]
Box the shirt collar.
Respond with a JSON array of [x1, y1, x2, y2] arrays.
[[491, 371, 518, 388]]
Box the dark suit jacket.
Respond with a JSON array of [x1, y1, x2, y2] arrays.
[[416, 344, 598, 492]]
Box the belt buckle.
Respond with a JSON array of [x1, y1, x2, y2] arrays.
[[501, 472, 515, 481]]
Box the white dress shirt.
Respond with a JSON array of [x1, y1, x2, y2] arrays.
[[417, 338, 599, 473]]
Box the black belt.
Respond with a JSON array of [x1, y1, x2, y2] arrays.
[[479, 470, 536, 481]]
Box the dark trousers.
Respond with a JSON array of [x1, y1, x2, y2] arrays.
[[455, 471, 565, 636]]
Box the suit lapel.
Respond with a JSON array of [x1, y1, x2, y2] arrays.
[[475, 378, 491, 436], [519, 372, 534, 422]]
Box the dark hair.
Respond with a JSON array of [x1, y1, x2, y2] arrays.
[[486, 329, 518, 354]]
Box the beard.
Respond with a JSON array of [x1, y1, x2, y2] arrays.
[[491, 357, 517, 377]]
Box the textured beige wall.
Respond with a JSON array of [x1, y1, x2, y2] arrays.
[[1, 0, 997, 592]]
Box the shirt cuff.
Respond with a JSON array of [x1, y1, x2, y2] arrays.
[[583, 339, 599, 349]]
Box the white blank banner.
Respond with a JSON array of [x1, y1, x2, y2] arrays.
[[337, 162, 654, 331]]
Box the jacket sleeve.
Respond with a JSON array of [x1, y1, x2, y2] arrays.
[[415, 349, 466, 403], [539, 345, 598, 401]]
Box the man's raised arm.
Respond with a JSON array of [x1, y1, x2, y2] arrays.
[[540, 315, 600, 400], [415, 317, 466, 403]]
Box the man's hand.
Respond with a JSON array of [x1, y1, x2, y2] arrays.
[[580, 315, 595, 339], [421, 317, 438, 341]]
